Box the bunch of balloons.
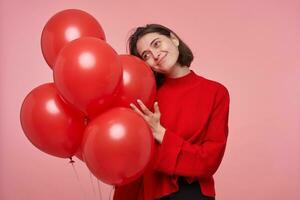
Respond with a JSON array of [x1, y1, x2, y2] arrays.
[[20, 9, 156, 186]]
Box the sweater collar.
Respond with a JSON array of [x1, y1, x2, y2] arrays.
[[164, 69, 197, 85]]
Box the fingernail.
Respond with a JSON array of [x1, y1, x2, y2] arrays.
[[137, 99, 141, 102]]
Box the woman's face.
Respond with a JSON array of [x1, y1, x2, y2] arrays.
[[136, 32, 180, 74]]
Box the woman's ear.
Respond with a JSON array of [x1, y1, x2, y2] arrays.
[[170, 32, 180, 46]]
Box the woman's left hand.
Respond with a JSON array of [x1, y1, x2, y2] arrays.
[[130, 99, 166, 144]]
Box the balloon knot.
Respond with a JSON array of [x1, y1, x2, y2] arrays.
[[69, 157, 75, 164]]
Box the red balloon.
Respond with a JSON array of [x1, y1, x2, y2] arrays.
[[20, 83, 86, 158], [53, 37, 122, 118], [113, 55, 156, 111], [75, 117, 90, 162], [41, 9, 106, 69], [75, 147, 85, 162], [83, 107, 154, 186]]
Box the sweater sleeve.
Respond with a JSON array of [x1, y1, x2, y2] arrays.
[[153, 85, 230, 178]]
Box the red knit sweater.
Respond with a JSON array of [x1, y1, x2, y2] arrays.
[[114, 70, 230, 200]]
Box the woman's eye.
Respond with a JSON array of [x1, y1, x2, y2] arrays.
[[154, 41, 160, 47], [142, 53, 150, 60]]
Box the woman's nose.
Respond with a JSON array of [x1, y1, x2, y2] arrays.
[[152, 51, 161, 60]]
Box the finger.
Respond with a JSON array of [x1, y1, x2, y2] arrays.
[[130, 103, 145, 117], [137, 99, 152, 115], [154, 101, 160, 113], [154, 101, 160, 114]]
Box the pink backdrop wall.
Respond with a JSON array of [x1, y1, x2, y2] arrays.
[[1, 0, 299, 199]]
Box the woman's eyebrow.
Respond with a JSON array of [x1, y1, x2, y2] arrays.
[[141, 38, 159, 57], [150, 38, 159, 46]]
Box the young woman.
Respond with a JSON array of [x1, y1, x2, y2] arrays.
[[113, 24, 230, 200]]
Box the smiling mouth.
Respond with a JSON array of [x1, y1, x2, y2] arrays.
[[158, 54, 167, 65]]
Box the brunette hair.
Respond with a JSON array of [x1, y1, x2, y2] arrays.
[[127, 24, 194, 88]]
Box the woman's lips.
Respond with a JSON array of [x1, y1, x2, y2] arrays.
[[158, 53, 167, 65]]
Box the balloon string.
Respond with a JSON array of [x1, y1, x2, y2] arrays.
[[89, 171, 96, 200], [97, 179, 103, 200], [69, 157, 87, 200], [109, 186, 115, 200]]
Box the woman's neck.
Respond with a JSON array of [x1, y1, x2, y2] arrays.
[[165, 64, 190, 78]]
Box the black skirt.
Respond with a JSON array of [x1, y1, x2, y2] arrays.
[[159, 177, 215, 200]]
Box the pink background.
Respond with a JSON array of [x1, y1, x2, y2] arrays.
[[1, 0, 299, 199]]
